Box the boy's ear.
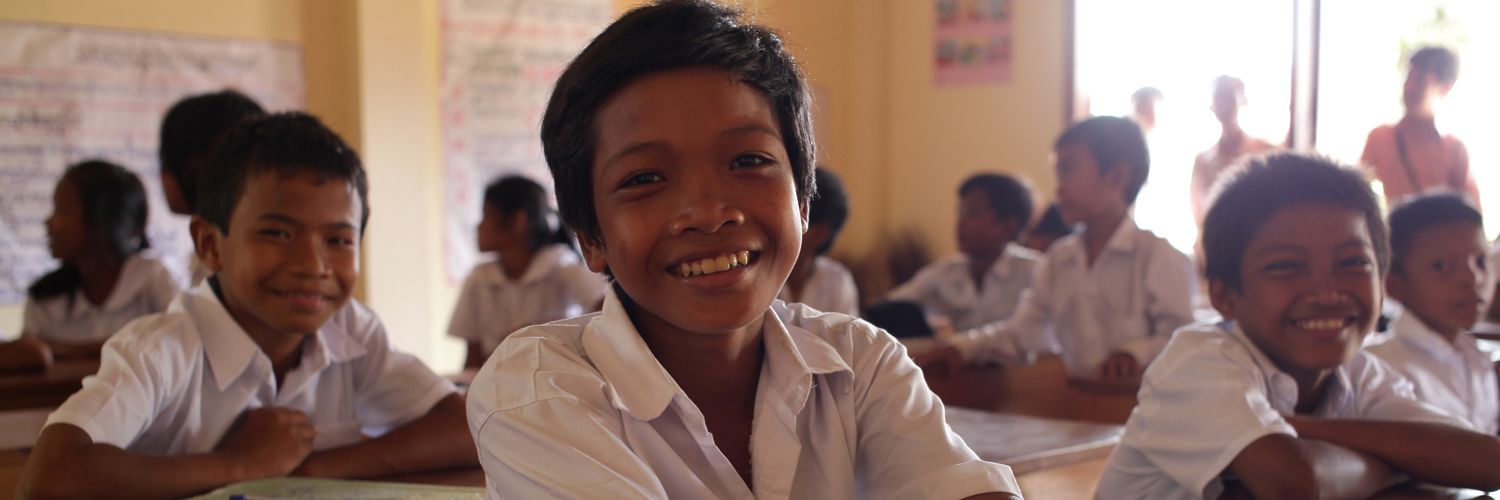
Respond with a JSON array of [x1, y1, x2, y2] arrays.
[[1208, 279, 1239, 321], [190, 216, 224, 272], [800, 201, 810, 234], [577, 234, 610, 274], [1105, 162, 1132, 197]]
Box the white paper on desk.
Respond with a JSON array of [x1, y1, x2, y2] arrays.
[[186, 477, 484, 500]]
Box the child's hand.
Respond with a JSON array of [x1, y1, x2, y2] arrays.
[[217, 407, 317, 479], [913, 345, 965, 378], [1097, 352, 1141, 379]]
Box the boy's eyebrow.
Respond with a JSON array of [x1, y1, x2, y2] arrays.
[[1250, 239, 1372, 256], [258, 213, 358, 232], [722, 124, 780, 140], [600, 123, 780, 170], [601, 141, 665, 170]]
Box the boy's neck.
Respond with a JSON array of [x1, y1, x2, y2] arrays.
[[500, 245, 537, 281], [74, 251, 125, 306], [627, 299, 765, 412], [1082, 210, 1128, 267], [966, 247, 1003, 291], [1399, 112, 1438, 136], [1217, 123, 1245, 151], [1412, 312, 1465, 343], [1290, 368, 1333, 415]]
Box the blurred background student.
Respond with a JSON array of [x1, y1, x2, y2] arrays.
[[0, 161, 178, 371], [447, 176, 607, 368], [778, 168, 859, 317]]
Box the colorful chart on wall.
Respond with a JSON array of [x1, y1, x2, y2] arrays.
[[0, 21, 304, 305], [440, 0, 612, 285], [934, 0, 1014, 86]]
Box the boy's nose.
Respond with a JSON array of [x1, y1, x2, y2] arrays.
[[286, 236, 331, 277], [670, 177, 744, 235]]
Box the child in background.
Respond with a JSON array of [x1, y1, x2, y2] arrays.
[[447, 175, 607, 368], [887, 173, 1041, 332], [17, 113, 477, 500], [466, 2, 1022, 498], [158, 89, 266, 285], [1021, 203, 1072, 253], [778, 168, 859, 316], [0, 161, 179, 371], [917, 117, 1197, 379], [1097, 153, 1500, 500], [1365, 194, 1496, 433]]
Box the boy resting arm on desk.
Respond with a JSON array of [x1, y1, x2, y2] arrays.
[[1095, 153, 1500, 500], [17, 113, 477, 500]]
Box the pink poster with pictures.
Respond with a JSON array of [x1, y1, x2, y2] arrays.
[[934, 0, 1013, 86]]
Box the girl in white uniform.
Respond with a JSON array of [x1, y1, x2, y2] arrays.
[[1, 161, 178, 371], [448, 175, 607, 368]]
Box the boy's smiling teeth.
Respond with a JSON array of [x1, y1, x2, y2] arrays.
[[1292, 317, 1352, 331], [675, 251, 753, 277]]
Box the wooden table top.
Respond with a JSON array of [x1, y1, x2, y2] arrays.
[[0, 359, 97, 411], [944, 406, 1122, 475]]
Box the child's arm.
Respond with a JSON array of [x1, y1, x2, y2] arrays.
[[291, 393, 478, 479], [0, 337, 51, 372], [43, 339, 105, 359], [17, 409, 315, 500], [1227, 432, 1402, 500], [1285, 416, 1500, 492], [1111, 242, 1197, 375], [917, 259, 1058, 376]]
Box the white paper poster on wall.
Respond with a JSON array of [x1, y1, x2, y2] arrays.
[[0, 21, 304, 306], [440, 0, 611, 284]]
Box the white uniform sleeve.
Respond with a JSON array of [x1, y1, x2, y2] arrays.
[[1347, 352, 1466, 425], [1117, 242, 1198, 365], [1122, 336, 1296, 499], [348, 303, 456, 435], [884, 263, 937, 304], [447, 272, 484, 342], [948, 257, 1056, 364], [850, 325, 1022, 498], [44, 321, 181, 448]]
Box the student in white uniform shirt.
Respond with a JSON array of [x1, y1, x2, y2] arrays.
[[1097, 154, 1500, 500], [157, 89, 266, 286], [918, 117, 1197, 379], [1365, 194, 1497, 433], [1, 161, 179, 373], [777, 168, 859, 316], [448, 176, 608, 368], [886, 173, 1041, 332], [467, 3, 1023, 498], [17, 114, 477, 500], [1476, 241, 1500, 336]]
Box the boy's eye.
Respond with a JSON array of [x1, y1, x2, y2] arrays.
[[1263, 260, 1302, 274], [328, 237, 355, 246], [731, 154, 773, 169], [1339, 256, 1374, 271], [621, 171, 664, 187], [258, 229, 291, 239], [1433, 260, 1452, 272]]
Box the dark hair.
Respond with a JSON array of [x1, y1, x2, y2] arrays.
[[1054, 116, 1150, 204], [1203, 152, 1389, 291], [959, 173, 1033, 240], [158, 89, 265, 212], [484, 176, 573, 250], [808, 168, 849, 255], [1130, 86, 1163, 107], [198, 112, 368, 236], [1388, 193, 1483, 274], [29, 160, 151, 300], [1030, 203, 1072, 237], [541, 0, 815, 246], [1409, 46, 1459, 84]]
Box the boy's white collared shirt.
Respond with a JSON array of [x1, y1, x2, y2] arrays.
[[776, 255, 860, 317], [448, 244, 608, 354], [947, 217, 1197, 376], [23, 254, 181, 345], [1096, 321, 1459, 500], [1366, 312, 1499, 434], [467, 287, 1021, 500], [885, 243, 1041, 332], [45, 281, 456, 456]]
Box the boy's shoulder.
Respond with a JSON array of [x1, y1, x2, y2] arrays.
[[1141, 321, 1265, 383], [100, 301, 207, 371], [468, 314, 607, 413]]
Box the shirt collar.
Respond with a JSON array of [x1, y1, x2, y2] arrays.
[[484, 245, 576, 286], [580, 287, 852, 421], [187, 280, 366, 392], [1101, 215, 1143, 254], [97, 254, 149, 312], [1224, 320, 1355, 416]]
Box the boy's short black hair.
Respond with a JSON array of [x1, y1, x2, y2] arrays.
[[198, 112, 369, 236], [1388, 193, 1482, 274], [959, 173, 1033, 240], [541, 0, 815, 246], [1203, 152, 1389, 291], [1409, 46, 1459, 84], [1054, 116, 1150, 204], [1030, 203, 1071, 237], [808, 168, 849, 255], [159, 89, 265, 211]]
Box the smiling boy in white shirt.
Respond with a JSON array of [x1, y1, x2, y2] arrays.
[[1365, 193, 1496, 433], [1096, 153, 1500, 500], [465, 2, 1021, 498], [17, 113, 478, 500]]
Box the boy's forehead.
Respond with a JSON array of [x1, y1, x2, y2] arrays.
[[233, 169, 363, 225], [1248, 202, 1369, 251]]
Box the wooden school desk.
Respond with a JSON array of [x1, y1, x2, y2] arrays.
[[0, 359, 98, 411]]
